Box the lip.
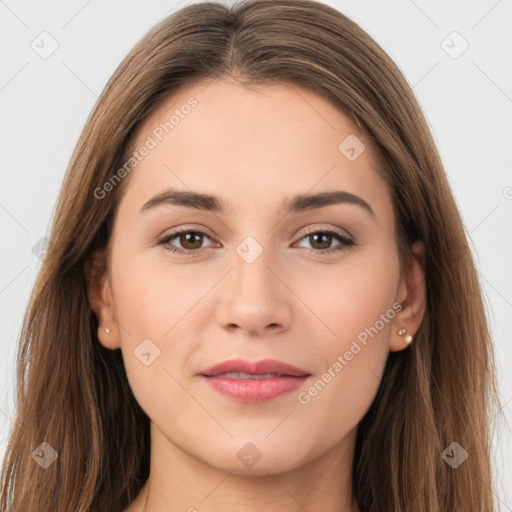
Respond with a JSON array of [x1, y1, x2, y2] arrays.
[[200, 358, 310, 377], [200, 358, 311, 403]]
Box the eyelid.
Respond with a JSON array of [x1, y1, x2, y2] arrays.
[[154, 224, 215, 242], [296, 224, 353, 240]]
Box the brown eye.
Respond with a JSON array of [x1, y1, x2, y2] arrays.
[[295, 229, 355, 255], [157, 229, 214, 255], [177, 231, 204, 250], [308, 232, 334, 250]]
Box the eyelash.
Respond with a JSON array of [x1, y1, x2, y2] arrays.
[[156, 227, 356, 257]]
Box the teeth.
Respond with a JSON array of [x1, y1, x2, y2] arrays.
[[212, 372, 282, 379]]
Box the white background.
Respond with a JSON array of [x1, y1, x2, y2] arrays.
[[1, 0, 511, 509]]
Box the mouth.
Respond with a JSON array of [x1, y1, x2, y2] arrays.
[[208, 372, 294, 379], [199, 358, 311, 402], [200, 358, 310, 377]]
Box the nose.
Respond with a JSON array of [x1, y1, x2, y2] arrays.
[[215, 246, 292, 337]]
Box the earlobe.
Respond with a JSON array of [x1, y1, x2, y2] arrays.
[[396, 327, 413, 345], [389, 240, 426, 352], [85, 251, 121, 350], [97, 323, 120, 350]]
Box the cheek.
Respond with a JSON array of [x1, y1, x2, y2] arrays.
[[307, 246, 400, 348], [296, 246, 399, 413], [111, 248, 209, 335], [110, 253, 207, 416], [293, 286, 394, 454]]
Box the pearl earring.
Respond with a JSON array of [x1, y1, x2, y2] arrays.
[[397, 328, 413, 345], [105, 328, 110, 334]]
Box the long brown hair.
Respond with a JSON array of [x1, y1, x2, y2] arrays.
[[0, 1, 500, 510]]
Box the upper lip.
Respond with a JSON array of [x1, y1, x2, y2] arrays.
[[200, 358, 310, 377]]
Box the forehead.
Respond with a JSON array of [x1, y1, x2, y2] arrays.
[[118, 79, 392, 222]]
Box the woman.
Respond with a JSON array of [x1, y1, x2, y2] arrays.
[[0, 0, 500, 510]]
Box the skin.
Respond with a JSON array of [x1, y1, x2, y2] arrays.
[[88, 78, 426, 512]]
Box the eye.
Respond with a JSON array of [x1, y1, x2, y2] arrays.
[[156, 228, 216, 256], [294, 228, 355, 255]]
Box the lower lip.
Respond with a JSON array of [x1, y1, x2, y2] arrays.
[[201, 375, 310, 402]]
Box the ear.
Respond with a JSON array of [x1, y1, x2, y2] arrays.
[[389, 240, 426, 352], [85, 250, 121, 350]]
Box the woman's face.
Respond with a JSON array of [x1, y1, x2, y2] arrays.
[[92, 78, 424, 476]]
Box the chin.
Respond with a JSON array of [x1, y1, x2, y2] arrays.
[[199, 436, 312, 476]]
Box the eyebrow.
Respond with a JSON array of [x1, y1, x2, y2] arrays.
[[140, 188, 375, 218]]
